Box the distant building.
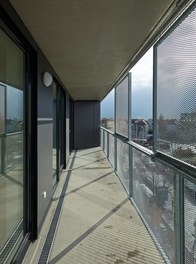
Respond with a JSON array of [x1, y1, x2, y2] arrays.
[[177, 112, 196, 143]]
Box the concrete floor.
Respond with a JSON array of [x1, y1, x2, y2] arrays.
[[23, 147, 164, 264]]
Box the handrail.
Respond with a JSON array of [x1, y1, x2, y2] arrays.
[[100, 126, 114, 135], [127, 140, 154, 158]]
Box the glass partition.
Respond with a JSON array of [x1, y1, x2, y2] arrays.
[[101, 89, 114, 131], [131, 48, 153, 149], [0, 27, 25, 263], [116, 76, 129, 137]]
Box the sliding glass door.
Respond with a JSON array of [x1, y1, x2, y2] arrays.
[[0, 27, 25, 263]]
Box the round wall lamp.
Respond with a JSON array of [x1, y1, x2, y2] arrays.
[[43, 72, 53, 87]]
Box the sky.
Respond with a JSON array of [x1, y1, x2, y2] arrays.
[[101, 47, 153, 120], [101, 6, 196, 122]]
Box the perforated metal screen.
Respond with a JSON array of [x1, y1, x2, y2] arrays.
[[132, 148, 175, 263], [117, 139, 129, 192], [108, 134, 115, 168], [155, 4, 196, 167]]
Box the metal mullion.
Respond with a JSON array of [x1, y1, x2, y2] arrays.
[[174, 173, 185, 264], [153, 46, 157, 152]]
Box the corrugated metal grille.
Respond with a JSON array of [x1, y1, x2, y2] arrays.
[[155, 4, 196, 167], [132, 148, 175, 263], [184, 179, 196, 264]]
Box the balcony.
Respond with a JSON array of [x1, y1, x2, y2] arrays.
[[22, 147, 165, 264]]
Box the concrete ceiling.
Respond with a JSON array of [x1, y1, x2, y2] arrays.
[[10, 0, 174, 100]]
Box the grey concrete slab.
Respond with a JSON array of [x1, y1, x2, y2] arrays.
[[23, 147, 164, 264]]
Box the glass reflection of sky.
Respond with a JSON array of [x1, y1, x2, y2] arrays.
[[101, 89, 114, 118]]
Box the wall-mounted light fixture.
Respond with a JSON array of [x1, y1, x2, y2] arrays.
[[43, 72, 53, 87]]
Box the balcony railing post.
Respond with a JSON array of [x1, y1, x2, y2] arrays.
[[174, 173, 185, 264]]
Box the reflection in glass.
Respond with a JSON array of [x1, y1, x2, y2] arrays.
[[132, 148, 175, 263], [116, 77, 128, 137], [155, 6, 196, 167], [0, 27, 25, 263], [117, 139, 129, 192], [101, 89, 114, 131], [131, 48, 153, 149]]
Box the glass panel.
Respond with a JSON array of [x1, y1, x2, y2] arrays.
[[132, 148, 175, 263], [116, 77, 128, 137], [155, 5, 196, 167], [184, 179, 196, 264], [0, 26, 25, 263], [101, 89, 114, 131], [108, 134, 115, 168], [131, 48, 153, 149], [117, 139, 129, 192]]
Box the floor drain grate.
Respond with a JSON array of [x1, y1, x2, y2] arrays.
[[0, 220, 23, 264], [38, 152, 76, 264]]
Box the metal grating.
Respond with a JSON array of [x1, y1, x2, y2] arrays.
[[132, 148, 175, 263], [38, 152, 76, 264], [155, 4, 196, 167], [184, 179, 196, 264]]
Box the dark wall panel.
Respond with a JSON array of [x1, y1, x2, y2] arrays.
[[74, 101, 100, 149]]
